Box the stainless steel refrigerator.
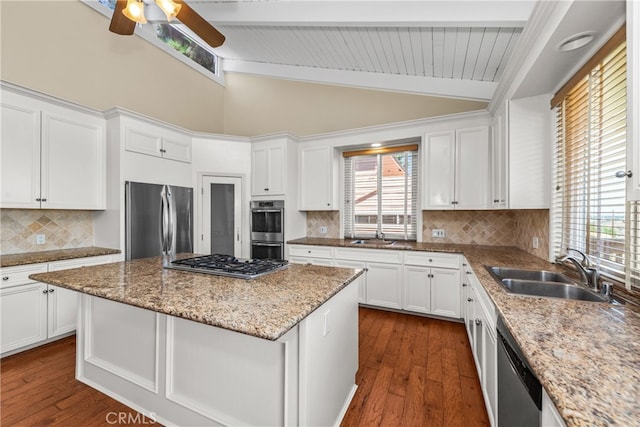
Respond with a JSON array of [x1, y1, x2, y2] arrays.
[[125, 181, 193, 261]]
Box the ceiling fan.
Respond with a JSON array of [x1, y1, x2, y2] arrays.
[[109, 0, 225, 48]]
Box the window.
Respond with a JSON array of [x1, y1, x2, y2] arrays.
[[552, 26, 629, 287], [91, 0, 219, 77], [344, 145, 418, 240]]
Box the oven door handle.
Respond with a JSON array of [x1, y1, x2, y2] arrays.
[[252, 242, 283, 247], [252, 209, 282, 213]]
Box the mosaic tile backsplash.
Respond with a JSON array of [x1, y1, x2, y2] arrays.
[[306, 209, 550, 260], [1, 209, 94, 254]]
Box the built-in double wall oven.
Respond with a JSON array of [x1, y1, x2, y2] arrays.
[[250, 200, 284, 259]]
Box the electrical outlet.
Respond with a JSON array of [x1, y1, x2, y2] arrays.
[[532, 237, 539, 249], [36, 234, 46, 245], [432, 229, 445, 238], [319, 226, 328, 234]]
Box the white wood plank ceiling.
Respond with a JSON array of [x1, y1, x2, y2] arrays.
[[185, 1, 535, 100]]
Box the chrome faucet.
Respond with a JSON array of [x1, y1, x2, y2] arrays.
[[556, 249, 600, 291], [375, 231, 385, 241]]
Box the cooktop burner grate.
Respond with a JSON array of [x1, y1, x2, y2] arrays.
[[165, 254, 288, 279]]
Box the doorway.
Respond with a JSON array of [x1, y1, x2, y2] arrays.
[[201, 175, 242, 257]]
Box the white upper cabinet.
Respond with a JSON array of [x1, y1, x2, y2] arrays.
[[252, 139, 286, 196], [507, 95, 551, 209], [298, 144, 336, 210], [423, 126, 490, 210], [123, 119, 191, 163], [0, 89, 106, 210], [0, 94, 41, 208], [627, 1, 640, 200]]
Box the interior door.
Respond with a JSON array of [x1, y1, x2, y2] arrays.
[[201, 176, 242, 257]]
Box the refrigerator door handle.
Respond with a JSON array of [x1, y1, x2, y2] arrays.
[[166, 186, 175, 254], [161, 186, 170, 253]]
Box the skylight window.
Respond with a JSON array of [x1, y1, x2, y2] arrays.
[[92, 0, 219, 78]]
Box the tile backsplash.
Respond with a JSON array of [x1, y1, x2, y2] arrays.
[[306, 209, 550, 260], [1, 209, 94, 254]]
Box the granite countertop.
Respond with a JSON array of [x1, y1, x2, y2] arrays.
[[29, 255, 363, 341], [0, 247, 122, 268], [289, 237, 640, 427]]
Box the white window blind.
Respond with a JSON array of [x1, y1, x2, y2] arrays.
[[344, 148, 418, 240], [552, 38, 628, 285]]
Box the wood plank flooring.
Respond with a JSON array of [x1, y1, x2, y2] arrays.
[[341, 307, 489, 427], [1, 307, 487, 426]]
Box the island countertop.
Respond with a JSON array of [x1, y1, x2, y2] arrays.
[[29, 255, 363, 341]]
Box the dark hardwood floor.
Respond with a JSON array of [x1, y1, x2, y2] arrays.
[[1, 307, 487, 426]]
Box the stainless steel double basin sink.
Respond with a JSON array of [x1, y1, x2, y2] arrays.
[[487, 266, 609, 303]]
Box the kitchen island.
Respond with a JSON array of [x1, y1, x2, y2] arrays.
[[30, 256, 363, 427]]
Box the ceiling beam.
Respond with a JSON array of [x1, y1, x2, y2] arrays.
[[222, 59, 497, 101], [191, 1, 534, 27]]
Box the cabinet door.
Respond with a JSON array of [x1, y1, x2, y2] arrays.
[[267, 144, 285, 195], [0, 282, 48, 354], [403, 265, 431, 313], [162, 133, 192, 163], [124, 123, 163, 158], [542, 389, 567, 427], [42, 106, 106, 209], [335, 259, 367, 303], [430, 267, 461, 318], [491, 105, 508, 209], [423, 131, 455, 209], [456, 126, 489, 209], [251, 146, 270, 196], [466, 285, 477, 354], [47, 285, 78, 338], [365, 262, 402, 309], [299, 145, 333, 210], [483, 325, 498, 427], [0, 94, 42, 208]]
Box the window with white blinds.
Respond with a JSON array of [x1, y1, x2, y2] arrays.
[[552, 35, 629, 286], [344, 147, 418, 240]]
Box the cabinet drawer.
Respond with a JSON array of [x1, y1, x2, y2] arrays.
[[334, 247, 403, 264], [404, 251, 460, 269], [288, 245, 334, 259], [0, 263, 48, 288]]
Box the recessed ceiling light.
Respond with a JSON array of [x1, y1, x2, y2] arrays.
[[371, 143, 381, 147], [558, 32, 595, 52]]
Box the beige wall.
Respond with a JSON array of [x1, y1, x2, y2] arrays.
[[223, 73, 488, 137], [0, 1, 224, 133]]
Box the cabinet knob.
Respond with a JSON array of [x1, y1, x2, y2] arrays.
[[467, 298, 473, 302], [48, 288, 54, 293], [475, 319, 482, 326], [327, 203, 331, 206], [462, 283, 467, 287], [2, 276, 8, 281], [41, 198, 47, 202], [308, 250, 311, 254], [264, 188, 269, 191], [451, 201, 459, 205], [493, 199, 499, 203], [159, 148, 166, 153], [429, 259, 433, 262], [466, 271, 472, 275], [36, 198, 41, 202], [42, 290, 49, 294]]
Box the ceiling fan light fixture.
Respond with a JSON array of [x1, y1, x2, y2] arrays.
[[155, 0, 182, 21], [122, 0, 147, 24]]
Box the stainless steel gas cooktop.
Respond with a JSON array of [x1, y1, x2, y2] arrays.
[[166, 254, 288, 279]]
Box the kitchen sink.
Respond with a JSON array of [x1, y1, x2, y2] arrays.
[[487, 266, 610, 303], [488, 266, 575, 284], [350, 239, 397, 246], [500, 279, 609, 302]]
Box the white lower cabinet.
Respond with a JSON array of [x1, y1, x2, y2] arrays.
[[542, 388, 567, 427], [0, 255, 114, 356], [463, 260, 497, 427], [365, 262, 402, 309], [1, 281, 48, 354], [403, 265, 461, 317], [334, 259, 367, 303]]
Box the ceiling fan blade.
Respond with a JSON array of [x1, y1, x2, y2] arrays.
[[176, 1, 225, 48], [109, 0, 136, 36]]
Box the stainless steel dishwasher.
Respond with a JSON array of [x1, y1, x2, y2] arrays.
[[497, 316, 542, 426]]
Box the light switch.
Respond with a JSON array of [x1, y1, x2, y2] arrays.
[[36, 234, 46, 245]]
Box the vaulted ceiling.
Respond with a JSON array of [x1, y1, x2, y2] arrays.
[[185, 1, 535, 101]]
